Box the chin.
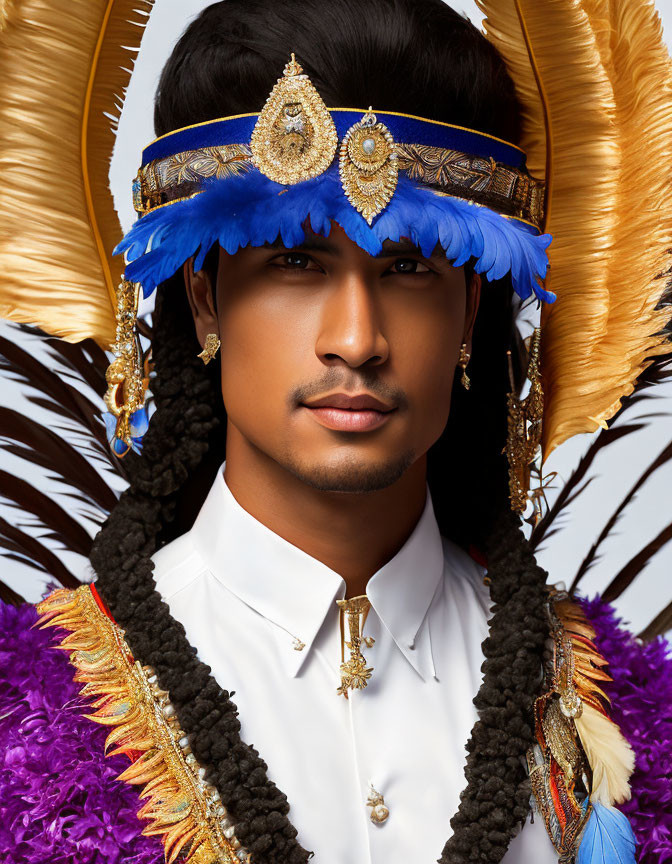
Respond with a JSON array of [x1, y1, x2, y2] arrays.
[[280, 448, 417, 494]]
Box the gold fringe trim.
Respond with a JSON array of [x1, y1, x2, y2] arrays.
[[477, 0, 672, 458], [36, 585, 248, 864]]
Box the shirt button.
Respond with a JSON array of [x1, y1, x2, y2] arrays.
[[366, 784, 390, 824]]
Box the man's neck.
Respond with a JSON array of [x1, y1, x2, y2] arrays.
[[223, 434, 428, 599]]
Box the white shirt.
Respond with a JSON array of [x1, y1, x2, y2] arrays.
[[152, 462, 556, 864]]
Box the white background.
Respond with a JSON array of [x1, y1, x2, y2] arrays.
[[2, 0, 672, 637]]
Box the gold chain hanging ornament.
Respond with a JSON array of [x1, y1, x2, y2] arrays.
[[458, 342, 471, 390], [505, 327, 544, 516], [104, 278, 150, 458], [336, 596, 374, 698]]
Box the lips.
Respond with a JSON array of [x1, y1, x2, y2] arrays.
[[301, 392, 396, 432], [302, 392, 395, 412]]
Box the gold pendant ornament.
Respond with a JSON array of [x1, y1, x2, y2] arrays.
[[506, 327, 544, 515], [336, 595, 374, 698], [104, 278, 149, 456], [197, 333, 221, 365], [250, 54, 338, 185], [339, 108, 398, 224], [458, 342, 471, 390]]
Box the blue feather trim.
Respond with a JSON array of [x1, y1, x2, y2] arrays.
[[577, 801, 637, 864], [115, 168, 554, 304]]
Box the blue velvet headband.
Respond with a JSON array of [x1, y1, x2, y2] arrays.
[[106, 55, 554, 456]]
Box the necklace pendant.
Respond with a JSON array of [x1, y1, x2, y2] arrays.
[[336, 595, 374, 698]]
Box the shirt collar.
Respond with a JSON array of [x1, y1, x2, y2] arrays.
[[190, 461, 445, 680]]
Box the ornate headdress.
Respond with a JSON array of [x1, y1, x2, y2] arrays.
[[0, 0, 670, 497]]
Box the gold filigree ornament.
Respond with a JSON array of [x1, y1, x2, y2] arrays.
[[250, 54, 338, 185], [336, 595, 374, 698], [339, 108, 399, 224], [104, 278, 150, 457], [505, 327, 543, 517], [35, 586, 250, 864]]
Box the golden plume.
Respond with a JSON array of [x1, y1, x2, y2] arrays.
[[0, 0, 155, 349], [476, 0, 672, 459]]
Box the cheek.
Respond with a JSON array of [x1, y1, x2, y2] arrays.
[[387, 292, 465, 436], [217, 289, 319, 427]]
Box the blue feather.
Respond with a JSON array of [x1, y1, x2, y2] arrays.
[[115, 166, 555, 304], [577, 801, 637, 864]]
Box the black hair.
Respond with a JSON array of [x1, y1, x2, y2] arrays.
[[91, 2, 550, 861]]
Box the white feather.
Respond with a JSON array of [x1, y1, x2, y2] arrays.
[[575, 702, 635, 806]]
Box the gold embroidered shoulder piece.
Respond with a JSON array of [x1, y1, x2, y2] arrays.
[[35, 585, 250, 864], [527, 589, 635, 862]]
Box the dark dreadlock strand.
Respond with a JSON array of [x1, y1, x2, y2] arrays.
[[90, 2, 552, 862], [440, 511, 549, 862]]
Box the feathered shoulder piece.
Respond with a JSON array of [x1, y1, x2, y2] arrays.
[[528, 588, 637, 862], [0, 587, 249, 864]]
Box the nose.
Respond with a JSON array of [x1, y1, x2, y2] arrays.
[[314, 271, 389, 368]]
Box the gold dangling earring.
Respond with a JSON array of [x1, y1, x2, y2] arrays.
[[458, 343, 471, 390], [197, 333, 221, 365]]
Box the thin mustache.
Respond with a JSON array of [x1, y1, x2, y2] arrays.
[[289, 373, 407, 412]]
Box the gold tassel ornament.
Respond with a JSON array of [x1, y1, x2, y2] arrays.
[[506, 327, 544, 515]]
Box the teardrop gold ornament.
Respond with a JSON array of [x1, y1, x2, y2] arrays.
[[250, 54, 338, 185], [339, 108, 398, 224]]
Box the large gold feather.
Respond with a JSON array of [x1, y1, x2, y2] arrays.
[[0, 0, 154, 349], [477, 0, 672, 459]]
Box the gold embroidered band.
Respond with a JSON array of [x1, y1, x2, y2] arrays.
[[134, 139, 544, 229]]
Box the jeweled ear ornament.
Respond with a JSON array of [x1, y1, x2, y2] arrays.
[[458, 342, 471, 390], [250, 53, 338, 184], [339, 107, 398, 224], [197, 333, 221, 365]]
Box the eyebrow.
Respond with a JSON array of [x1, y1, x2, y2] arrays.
[[263, 236, 437, 258]]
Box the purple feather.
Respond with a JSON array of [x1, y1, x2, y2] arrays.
[[581, 596, 672, 864], [115, 168, 554, 304], [0, 601, 164, 864]]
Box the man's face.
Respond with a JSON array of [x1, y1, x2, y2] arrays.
[[187, 222, 480, 494]]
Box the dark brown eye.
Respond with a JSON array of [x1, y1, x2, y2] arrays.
[[391, 258, 430, 274], [282, 252, 310, 268]]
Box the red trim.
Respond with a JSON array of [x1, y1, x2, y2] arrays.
[[89, 583, 116, 623], [468, 544, 488, 569]]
